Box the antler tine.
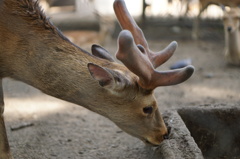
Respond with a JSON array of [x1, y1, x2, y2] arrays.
[[113, 0, 177, 68], [116, 30, 194, 90], [113, 0, 148, 49], [114, 0, 194, 90], [116, 30, 153, 87]]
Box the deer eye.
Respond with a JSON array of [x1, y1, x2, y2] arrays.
[[143, 106, 153, 115]]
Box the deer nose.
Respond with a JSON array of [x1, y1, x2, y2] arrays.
[[163, 134, 169, 139], [228, 27, 232, 32], [163, 126, 171, 139]]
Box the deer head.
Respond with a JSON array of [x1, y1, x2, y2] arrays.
[[222, 6, 240, 33], [87, 0, 194, 146]]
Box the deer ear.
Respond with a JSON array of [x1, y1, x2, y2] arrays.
[[88, 63, 114, 88], [220, 4, 226, 11], [91, 44, 115, 62], [88, 63, 131, 91]]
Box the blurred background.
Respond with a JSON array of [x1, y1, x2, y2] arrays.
[[39, 0, 225, 49]]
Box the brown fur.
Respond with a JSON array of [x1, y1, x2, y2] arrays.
[[0, 79, 11, 158], [3, 0, 62, 38], [0, 0, 170, 158]]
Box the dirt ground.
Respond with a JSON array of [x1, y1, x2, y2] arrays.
[[2, 21, 240, 159]]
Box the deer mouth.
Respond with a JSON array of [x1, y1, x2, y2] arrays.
[[139, 137, 162, 147], [144, 139, 160, 147], [142, 133, 169, 147]]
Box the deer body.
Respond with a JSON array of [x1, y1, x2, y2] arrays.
[[198, 0, 240, 10], [0, 0, 194, 158], [223, 7, 240, 65]]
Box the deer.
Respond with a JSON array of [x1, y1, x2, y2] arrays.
[[184, 0, 240, 39], [222, 7, 240, 65], [0, 0, 194, 158]]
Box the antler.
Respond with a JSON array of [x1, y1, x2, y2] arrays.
[[114, 0, 194, 90]]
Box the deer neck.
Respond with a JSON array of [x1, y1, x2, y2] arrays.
[[225, 27, 240, 59], [0, 0, 141, 119], [0, 16, 120, 118]]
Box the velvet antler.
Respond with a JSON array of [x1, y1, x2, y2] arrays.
[[114, 0, 194, 90]]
